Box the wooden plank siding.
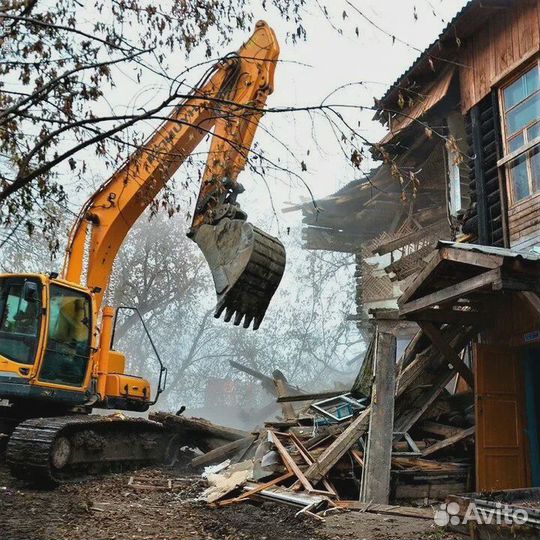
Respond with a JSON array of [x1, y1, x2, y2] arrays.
[[459, 1, 540, 113], [508, 193, 540, 250]]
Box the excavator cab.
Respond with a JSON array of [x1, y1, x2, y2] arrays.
[[0, 274, 154, 413], [0, 275, 93, 400]]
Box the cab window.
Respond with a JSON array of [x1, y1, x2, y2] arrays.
[[39, 285, 92, 387], [0, 278, 42, 365]]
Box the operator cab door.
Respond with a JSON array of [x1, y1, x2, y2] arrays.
[[37, 284, 92, 388]]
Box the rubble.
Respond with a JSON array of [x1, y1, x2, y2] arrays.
[[161, 329, 475, 519]]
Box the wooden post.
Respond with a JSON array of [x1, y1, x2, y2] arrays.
[[360, 321, 396, 504], [273, 370, 297, 421]]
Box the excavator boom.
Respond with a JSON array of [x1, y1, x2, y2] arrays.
[[63, 21, 284, 329]]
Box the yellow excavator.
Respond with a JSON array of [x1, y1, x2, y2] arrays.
[[0, 22, 285, 484]]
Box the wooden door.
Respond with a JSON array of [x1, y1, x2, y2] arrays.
[[475, 344, 529, 491]]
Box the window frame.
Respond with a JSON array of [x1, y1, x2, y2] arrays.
[[0, 277, 43, 365], [38, 283, 93, 387], [498, 59, 540, 206]]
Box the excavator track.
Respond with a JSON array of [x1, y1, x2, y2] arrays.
[[6, 415, 174, 486]]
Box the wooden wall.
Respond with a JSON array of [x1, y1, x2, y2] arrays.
[[509, 192, 540, 250], [459, 1, 540, 113], [486, 292, 540, 346]]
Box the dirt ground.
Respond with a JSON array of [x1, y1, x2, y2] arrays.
[[0, 463, 465, 540]]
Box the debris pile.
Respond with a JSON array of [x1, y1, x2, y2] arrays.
[[150, 331, 473, 518]]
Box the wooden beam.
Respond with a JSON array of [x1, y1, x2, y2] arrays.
[[303, 407, 371, 483], [418, 421, 462, 438], [149, 412, 248, 442], [375, 221, 448, 256], [269, 431, 314, 491], [191, 435, 257, 468], [276, 390, 347, 403], [422, 426, 475, 457], [405, 308, 486, 325], [399, 268, 501, 316], [418, 322, 475, 389], [495, 273, 540, 296], [361, 329, 397, 504], [440, 246, 503, 269], [396, 325, 463, 397], [470, 104, 490, 244], [520, 292, 540, 316], [229, 360, 306, 397], [394, 367, 457, 433], [273, 370, 297, 420], [336, 501, 434, 520], [398, 250, 442, 306], [289, 433, 337, 497]]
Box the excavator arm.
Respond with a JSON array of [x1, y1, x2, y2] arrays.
[[62, 21, 285, 329]]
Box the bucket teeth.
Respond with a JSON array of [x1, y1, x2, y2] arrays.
[[192, 218, 286, 330], [224, 306, 235, 322]]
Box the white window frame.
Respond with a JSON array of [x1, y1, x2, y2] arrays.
[[498, 60, 540, 206]]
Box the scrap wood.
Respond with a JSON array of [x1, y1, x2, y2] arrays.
[[216, 471, 295, 507], [350, 449, 364, 467], [191, 435, 257, 468], [150, 411, 248, 442], [336, 501, 434, 520], [303, 407, 371, 483], [273, 370, 298, 420], [289, 433, 338, 497], [268, 430, 314, 492], [202, 460, 253, 504], [418, 420, 462, 438], [127, 476, 173, 491], [391, 456, 468, 472], [421, 426, 475, 457], [276, 390, 348, 403]]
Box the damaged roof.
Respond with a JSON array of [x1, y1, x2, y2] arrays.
[[377, 0, 516, 112]]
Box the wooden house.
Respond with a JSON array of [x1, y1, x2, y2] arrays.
[[290, 0, 540, 503]]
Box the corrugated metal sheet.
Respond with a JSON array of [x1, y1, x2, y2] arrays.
[[437, 240, 540, 261]]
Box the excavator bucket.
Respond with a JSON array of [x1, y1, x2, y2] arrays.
[[192, 218, 286, 330]]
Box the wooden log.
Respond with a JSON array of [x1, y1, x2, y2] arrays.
[[150, 412, 248, 442], [303, 408, 371, 483], [361, 328, 396, 504], [191, 435, 257, 468], [421, 426, 475, 457]]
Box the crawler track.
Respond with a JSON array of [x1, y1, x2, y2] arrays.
[[6, 415, 174, 486]]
